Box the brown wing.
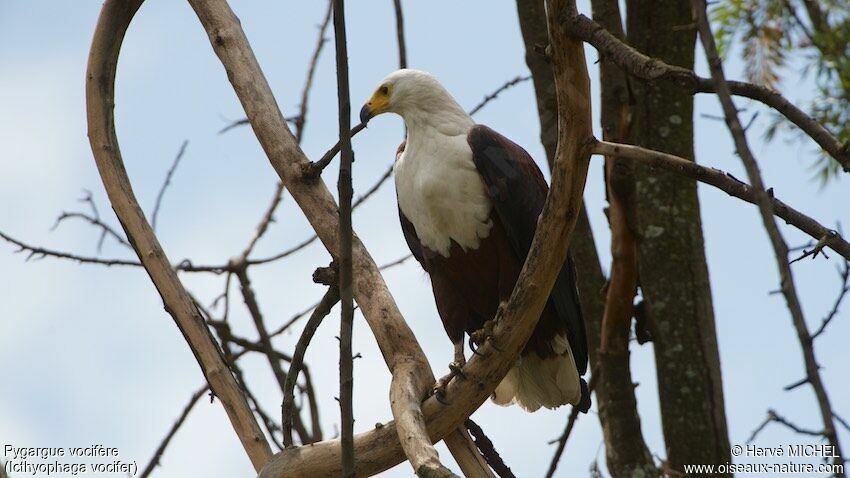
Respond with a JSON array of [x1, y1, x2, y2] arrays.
[[467, 124, 588, 375]]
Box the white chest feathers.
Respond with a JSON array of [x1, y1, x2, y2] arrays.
[[394, 130, 493, 257]]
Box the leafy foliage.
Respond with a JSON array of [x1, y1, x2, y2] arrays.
[[712, 0, 850, 185]]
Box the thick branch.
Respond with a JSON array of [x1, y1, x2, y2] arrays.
[[85, 0, 271, 469]]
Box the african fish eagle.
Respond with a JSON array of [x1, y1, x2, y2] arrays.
[[360, 69, 590, 413]]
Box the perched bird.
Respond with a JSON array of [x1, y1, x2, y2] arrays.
[[360, 69, 589, 412]]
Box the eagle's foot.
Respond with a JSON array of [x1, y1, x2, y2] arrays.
[[432, 361, 465, 404], [448, 361, 466, 379], [470, 318, 501, 352]]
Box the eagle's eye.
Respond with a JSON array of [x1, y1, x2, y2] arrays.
[[379, 85, 389, 96]]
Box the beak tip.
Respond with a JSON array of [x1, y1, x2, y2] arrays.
[[359, 104, 372, 124]]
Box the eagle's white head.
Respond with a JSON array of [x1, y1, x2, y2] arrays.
[[360, 69, 473, 131]]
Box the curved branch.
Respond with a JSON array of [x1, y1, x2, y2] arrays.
[[85, 0, 271, 470]]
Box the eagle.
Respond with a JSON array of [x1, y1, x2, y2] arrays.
[[360, 69, 589, 412]]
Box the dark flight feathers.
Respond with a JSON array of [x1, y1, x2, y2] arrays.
[[466, 125, 588, 375]]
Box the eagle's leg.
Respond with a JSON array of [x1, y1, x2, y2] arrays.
[[432, 340, 466, 403]]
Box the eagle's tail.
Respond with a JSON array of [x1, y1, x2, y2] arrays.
[[491, 335, 589, 412]]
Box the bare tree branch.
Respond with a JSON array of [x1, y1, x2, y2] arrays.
[[748, 409, 826, 444], [812, 261, 849, 339], [691, 1, 844, 473], [467, 75, 531, 116], [591, 141, 850, 262], [560, 8, 850, 173], [55, 212, 129, 251], [545, 371, 598, 478], [330, 1, 357, 474], [464, 419, 514, 478], [151, 140, 189, 232], [139, 386, 208, 478], [283, 281, 340, 447], [0, 230, 141, 267], [392, 0, 407, 69]]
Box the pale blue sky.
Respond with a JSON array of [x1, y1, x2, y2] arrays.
[[0, 1, 847, 477]]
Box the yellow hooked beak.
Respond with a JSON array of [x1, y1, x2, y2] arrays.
[[360, 85, 391, 124]]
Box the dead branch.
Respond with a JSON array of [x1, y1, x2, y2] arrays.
[[591, 141, 850, 262], [790, 231, 839, 264], [233, 267, 291, 402], [294, 0, 334, 143], [812, 261, 849, 339], [139, 386, 208, 478], [283, 283, 340, 447], [52, 208, 130, 251], [748, 409, 825, 443], [303, 122, 367, 179], [464, 419, 514, 478], [467, 75, 531, 116], [151, 140, 188, 232], [330, 1, 357, 474], [0, 230, 140, 267], [86, 0, 272, 469], [392, 0, 407, 69], [560, 8, 850, 173], [691, 1, 844, 473], [545, 371, 598, 478]]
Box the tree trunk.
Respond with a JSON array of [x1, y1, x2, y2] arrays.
[[625, 0, 732, 473]]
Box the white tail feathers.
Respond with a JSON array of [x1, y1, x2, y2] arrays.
[[491, 334, 580, 412]]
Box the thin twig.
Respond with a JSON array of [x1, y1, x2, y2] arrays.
[[302, 122, 367, 179], [151, 140, 189, 232], [545, 372, 598, 478], [379, 253, 413, 270], [139, 386, 208, 478], [467, 75, 531, 116], [248, 163, 394, 267], [0, 230, 140, 267], [218, 115, 299, 135], [812, 261, 850, 339], [392, 0, 407, 69], [748, 409, 825, 443], [790, 231, 839, 264], [293, 0, 334, 144], [52, 211, 130, 251], [283, 285, 341, 447], [236, 1, 334, 260]]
